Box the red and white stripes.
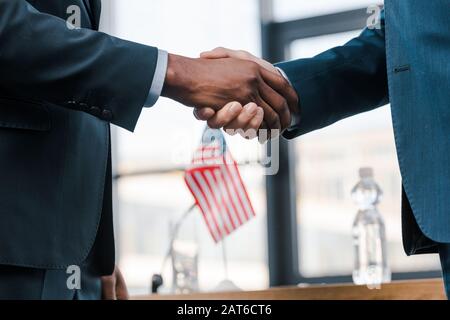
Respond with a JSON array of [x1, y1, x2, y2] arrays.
[[185, 145, 256, 243]]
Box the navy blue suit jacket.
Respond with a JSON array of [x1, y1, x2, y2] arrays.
[[279, 1, 450, 253], [0, 0, 157, 272]]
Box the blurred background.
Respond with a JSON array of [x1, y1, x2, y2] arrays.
[[99, 0, 441, 295]]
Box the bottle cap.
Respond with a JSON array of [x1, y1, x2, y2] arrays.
[[359, 167, 374, 178]]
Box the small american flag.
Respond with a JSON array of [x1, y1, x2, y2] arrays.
[[184, 127, 256, 243]]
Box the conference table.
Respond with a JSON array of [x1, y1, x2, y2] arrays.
[[136, 279, 446, 300]]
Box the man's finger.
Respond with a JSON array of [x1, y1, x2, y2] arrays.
[[207, 102, 243, 129], [223, 102, 259, 133], [101, 275, 116, 300], [245, 107, 264, 131], [194, 107, 216, 121], [202, 48, 249, 60], [260, 68, 299, 114], [259, 81, 291, 130], [255, 94, 281, 132], [115, 268, 130, 300], [201, 47, 249, 60], [201, 48, 278, 74], [242, 107, 264, 139], [200, 47, 229, 59]]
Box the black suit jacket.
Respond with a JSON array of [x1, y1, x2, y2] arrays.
[[0, 0, 157, 272]]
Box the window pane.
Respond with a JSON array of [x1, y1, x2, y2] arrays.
[[109, 0, 268, 294], [290, 32, 441, 278], [273, 0, 383, 22]]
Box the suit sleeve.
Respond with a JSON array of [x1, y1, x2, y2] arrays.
[[0, 0, 158, 131], [278, 12, 389, 139]]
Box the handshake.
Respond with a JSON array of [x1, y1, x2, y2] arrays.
[[161, 47, 299, 140]]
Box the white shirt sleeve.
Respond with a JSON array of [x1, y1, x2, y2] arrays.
[[144, 49, 169, 107]]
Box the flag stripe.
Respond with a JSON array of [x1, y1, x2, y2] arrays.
[[228, 161, 256, 219], [192, 171, 224, 240], [208, 169, 236, 231], [222, 162, 250, 223], [216, 166, 243, 227], [194, 171, 230, 238], [185, 174, 220, 242], [213, 169, 239, 229], [203, 170, 234, 235], [219, 165, 246, 225]]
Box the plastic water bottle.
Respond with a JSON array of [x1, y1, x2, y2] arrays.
[[351, 168, 391, 288]]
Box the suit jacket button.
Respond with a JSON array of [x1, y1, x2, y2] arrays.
[[102, 109, 113, 121], [90, 106, 101, 116]]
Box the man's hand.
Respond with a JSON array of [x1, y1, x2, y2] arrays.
[[194, 101, 264, 139], [194, 48, 299, 137], [162, 53, 297, 131], [201, 47, 279, 74], [101, 266, 129, 300]]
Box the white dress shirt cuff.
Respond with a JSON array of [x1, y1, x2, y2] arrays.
[[144, 49, 169, 107]]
